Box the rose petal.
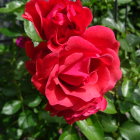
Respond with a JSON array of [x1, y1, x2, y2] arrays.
[[82, 25, 120, 53], [65, 36, 101, 55]]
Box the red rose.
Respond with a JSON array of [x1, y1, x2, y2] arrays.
[[26, 26, 122, 124], [22, 0, 92, 51], [25, 41, 50, 75]]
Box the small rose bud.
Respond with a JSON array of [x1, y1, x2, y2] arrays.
[[16, 36, 30, 48]]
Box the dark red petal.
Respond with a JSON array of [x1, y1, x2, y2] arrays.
[[25, 40, 35, 59]]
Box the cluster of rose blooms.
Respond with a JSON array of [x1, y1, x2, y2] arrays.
[[19, 0, 122, 124]]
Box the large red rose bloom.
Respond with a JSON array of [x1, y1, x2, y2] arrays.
[[25, 26, 122, 124], [22, 0, 92, 51]]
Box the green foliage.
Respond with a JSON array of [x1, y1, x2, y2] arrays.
[[0, 1, 24, 13], [118, 0, 132, 5], [18, 110, 37, 129], [120, 121, 140, 140], [1, 100, 22, 115], [76, 116, 104, 140], [99, 114, 118, 133], [103, 97, 117, 114], [24, 94, 42, 108], [0, 0, 140, 140], [130, 105, 140, 123], [24, 20, 43, 42], [59, 126, 80, 140], [0, 28, 21, 37], [102, 17, 125, 32]]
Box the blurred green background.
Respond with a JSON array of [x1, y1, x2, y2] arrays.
[[0, 0, 140, 140]]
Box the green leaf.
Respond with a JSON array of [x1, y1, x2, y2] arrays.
[[0, 135, 5, 140], [100, 115, 118, 133], [117, 100, 132, 114], [18, 110, 37, 129], [105, 137, 114, 140], [24, 95, 42, 108], [102, 17, 125, 32], [27, 137, 35, 140], [2, 88, 17, 97], [121, 79, 133, 98], [6, 128, 23, 140], [0, 1, 24, 13], [0, 28, 21, 37], [119, 39, 133, 52], [120, 121, 140, 140], [0, 44, 5, 53], [14, 8, 24, 21], [117, 137, 123, 140], [136, 49, 140, 57], [103, 98, 117, 114], [102, 18, 115, 28], [126, 34, 140, 47], [76, 116, 104, 140], [24, 20, 42, 42], [130, 87, 140, 105], [1, 100, 22, 115], [82, 0, 95, 6], [130, 105, 140, 123], [59, 127, 80, 140], [39, 111, 66, 124], [118, 0, 132, 5]]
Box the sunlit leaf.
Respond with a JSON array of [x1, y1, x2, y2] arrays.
[[118, 0, 132, 5], [0, 1, 24, 13], [130, 105, 140, 123], [18, 110, 37, 129], [24, 20, 42, 42], [59, 127, 80, 140], [121, 79, 133, 98], [120, 121, 140, 140], [77, 116, 104, 140], [1, 100, 22, 115], [24, 94, 42, 108], [103, 98, 117, 114], [102, 17, 125, 32]]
